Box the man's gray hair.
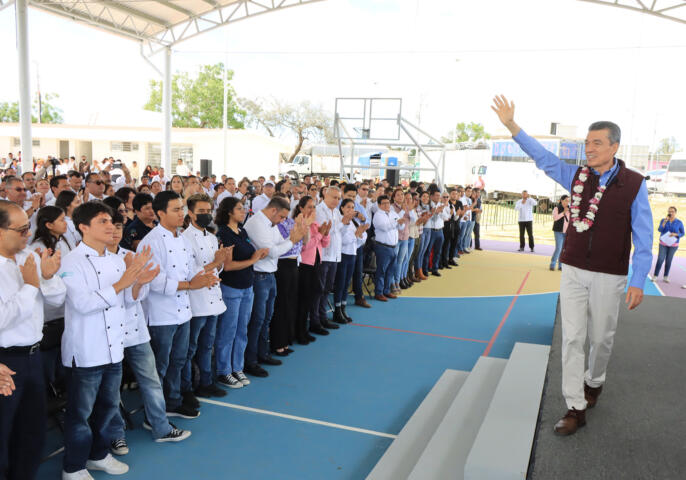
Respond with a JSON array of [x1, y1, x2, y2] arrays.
[[589, 121, 621, 145]]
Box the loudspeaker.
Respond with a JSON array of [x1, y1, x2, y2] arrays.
[[200, 159, 212, 177], [386, 169, 399, 187]]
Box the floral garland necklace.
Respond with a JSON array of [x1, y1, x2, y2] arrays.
[[570, 166, 606, 233]]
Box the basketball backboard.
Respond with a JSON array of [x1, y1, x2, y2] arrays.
[[334, 98, 402, 141]]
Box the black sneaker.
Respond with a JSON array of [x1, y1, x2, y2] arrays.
[[305, 333, 316, 342], [166, 404, 200, 419], [155, 425, 191, 443], [217, 374, 243, 389], [110, 438, 129, 456], [142, 419, 152, 431], [244, 363, 269, 377], [195, 383, 227, 398], [432, 271, 441, 277], [258, 356, 282, 366], [321, 321, 340, 330], [309, 326, 329, 336], [181, 391, 200, 409]]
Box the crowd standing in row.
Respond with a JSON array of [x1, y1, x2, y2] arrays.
[[0, 154, 486, 480]]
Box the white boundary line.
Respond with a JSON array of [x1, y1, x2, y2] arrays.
[[651, 280, 666, 296], [198, 398, 398, 439], [399, 291, 560, 299]]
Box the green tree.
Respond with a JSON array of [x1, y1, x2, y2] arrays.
[[0, 93, 63, 123], [241, 98, 332, 162], [657, 136, 678, 155], [144, 63, 244, 129], [441, 121, 491, 143]]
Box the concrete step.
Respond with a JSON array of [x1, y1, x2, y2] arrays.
[[366, 369, 469, 480], [407, 356, 508, 480], [464, 343, 551, 480]]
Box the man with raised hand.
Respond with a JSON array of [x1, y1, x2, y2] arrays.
[[492, 95, 652, 436]]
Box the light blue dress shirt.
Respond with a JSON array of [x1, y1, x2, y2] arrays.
[[514, 129, 653, 290]]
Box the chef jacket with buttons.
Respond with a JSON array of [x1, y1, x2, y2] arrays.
[[137, 224, 203, 326], [182, 224, 227, 317], [0, 248, 66, 348], [59, 242, 132, 367], [115, 247, 151, 348]]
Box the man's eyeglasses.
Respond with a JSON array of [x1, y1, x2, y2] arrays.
[[4, 224, 30, 235], [89, 180, 103, 185], [12, 187, 26, 193]]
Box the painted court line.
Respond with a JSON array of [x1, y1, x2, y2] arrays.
[[350, 323, 488, 343], [482, 270, 531, 357], [198, 398, 398, 439], [400, 291, 559, 299]]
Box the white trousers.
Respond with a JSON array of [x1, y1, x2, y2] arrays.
[[559, 264, 626, 410]]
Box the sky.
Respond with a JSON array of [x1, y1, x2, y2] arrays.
[[1, 0, 685, 150]]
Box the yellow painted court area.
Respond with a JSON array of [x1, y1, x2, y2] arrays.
[[403, 250, 561, 298]]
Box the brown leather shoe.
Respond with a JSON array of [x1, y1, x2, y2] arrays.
[[554, 408, 586, 436], [355, 298, 372, 308], [374, 294, 388, 302], [584, 383, 603, 409], [385, 292, 397, 299], [418, 269, 429, 280], [413, 274, 422, 283]]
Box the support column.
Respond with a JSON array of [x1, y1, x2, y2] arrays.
[[15, 0, 32, 174], [162, 46, 172, 173]]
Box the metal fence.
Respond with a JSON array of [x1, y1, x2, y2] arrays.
[[479, 200, 553, 230]]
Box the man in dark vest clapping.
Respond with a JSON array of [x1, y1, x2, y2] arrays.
[[491, 95, 653, 436]]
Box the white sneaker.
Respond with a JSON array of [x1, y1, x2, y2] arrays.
[[233, 371, 250, 386], [648, 274, 655, 282], [663, 277, 670, 283], [85, 454, 129, 475], [62, 470, 94, 480]]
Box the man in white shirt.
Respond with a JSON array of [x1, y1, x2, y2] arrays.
[[175, 159, 190, 177], [372, 194, 407, 300], [235, 179, 249, 202], [68, 171, 83, 194], [181, 194, 230, 399], [515, 190, 537, 252], [458, 186, 474, 253], [243, 196, 306, 377], [313, 186, 344, 331], [215, 177, 238, 207], [60, 201, 156, 479], [250, 180, 275, 214], [350, 183, 372, 308], [137, 191, 219, 418], [82, 172, 107, 202], [0, 200, 66, 480], [45, 175, 69, 206], [422, 188, 451, 277]]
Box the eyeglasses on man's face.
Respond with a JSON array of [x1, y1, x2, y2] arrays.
[[4, 223, 31, 235]]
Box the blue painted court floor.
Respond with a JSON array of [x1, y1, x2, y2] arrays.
[[38, 292, 559, 480]]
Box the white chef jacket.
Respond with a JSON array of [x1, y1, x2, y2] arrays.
[[59, 242, 132, 367], [0, 249, 66, 348], [315, 202, 343, 262], [373, 209, 404, 246], [515, 197, 537, 222], [115, 247, 151, 348], [243, 210, 294, 273], [64, 217, 82, 248], [182, 224, 227, 317], [30, 237, 73, 322], [137, 225, 203, 327]]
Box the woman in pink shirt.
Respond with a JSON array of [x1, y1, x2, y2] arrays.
[[550, 194, 570, 271], [295, 196, 332, 343]]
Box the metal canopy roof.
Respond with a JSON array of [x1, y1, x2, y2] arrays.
[[0, 0, 323, 55], [579, 0, 686, 25]]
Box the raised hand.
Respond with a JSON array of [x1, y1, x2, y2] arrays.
[[19, 254, 40, 288], [355, 222, 370, 238], [40, 248, 61, 280], [136, 263, 160, 285], [491, 95, 520, 136], [31, 193, 43, 210], [213, 245, 233, 265], [251, 247, 269, 262], [319, 220, 332, 236], [116, 247, 153, 291]]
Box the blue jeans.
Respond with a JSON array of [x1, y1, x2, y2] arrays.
[[424, 229, 444, 273], [459, 221, 475, 251], [106, 342, 172, 440], [654, 244, 678, 277], [148, 322, 190, 410], [182, 315, 218, 391], [334, 253, 356, 305], [374, 243, 395, 296], [352, 245, 365, 301], [551, 231, 566, 268], [416, 229, 431, 272], [216, 285, 254, 376], [403, 238, 415, 278], [246, 272, 276, 366], [63, 362, 122, 473], [394, 239, 409, 284]]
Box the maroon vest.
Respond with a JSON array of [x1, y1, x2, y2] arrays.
[[560, 159, 643, 275]]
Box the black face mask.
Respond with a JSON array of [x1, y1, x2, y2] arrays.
[[195, 213, 213, 229]]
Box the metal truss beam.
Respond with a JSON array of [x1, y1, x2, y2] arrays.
[[578, 0, 686, 25], [0, 0, 16, 12]]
